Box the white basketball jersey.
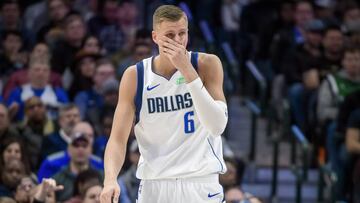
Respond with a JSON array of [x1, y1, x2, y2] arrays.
[[134, 52, 227, 180]]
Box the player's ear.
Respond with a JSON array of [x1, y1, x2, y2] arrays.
[[152, 31, 158, 45]]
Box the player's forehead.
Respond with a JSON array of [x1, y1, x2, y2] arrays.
[[156, 17, 188, 33]]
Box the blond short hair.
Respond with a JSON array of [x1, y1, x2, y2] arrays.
[[153, 5, 186, 29]]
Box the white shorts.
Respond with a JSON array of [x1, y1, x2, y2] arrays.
[[136, 174, 225, 203]]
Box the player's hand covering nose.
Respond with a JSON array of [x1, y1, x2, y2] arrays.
[[100, 183, 120, 203], [159, 37, 192, 72], [159, 36, 228, 136]]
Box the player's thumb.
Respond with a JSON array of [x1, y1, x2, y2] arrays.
[[112, 187, 120, 203]]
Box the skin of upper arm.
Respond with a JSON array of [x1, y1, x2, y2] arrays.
[[109, 66, 137, 146], [346, 128, 360, 153], [197, 53, 226, 103]]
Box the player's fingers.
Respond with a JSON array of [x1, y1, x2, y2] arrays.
[[160, 40, 178, 51], [112, 188, 120, 203], [163, 47, 176, 55], [162, 36, 182, 47], [54, 185, 64, 191], [100, 188, 114, 203]]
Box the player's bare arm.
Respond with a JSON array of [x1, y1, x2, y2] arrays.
[[197, 53, 226, 103], [100, 66, 137, 203]]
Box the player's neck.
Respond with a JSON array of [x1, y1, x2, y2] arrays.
[[153, 55, 177, 79]]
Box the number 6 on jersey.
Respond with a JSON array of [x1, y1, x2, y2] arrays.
[[184, 111, 195, 134]]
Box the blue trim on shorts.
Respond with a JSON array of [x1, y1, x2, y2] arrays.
[[207, 138, 224, 173], [135, 61, 144, 124]]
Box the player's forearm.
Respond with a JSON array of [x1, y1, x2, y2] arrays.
[[187, 77, 228, 136], [103, 138, 126, 185]]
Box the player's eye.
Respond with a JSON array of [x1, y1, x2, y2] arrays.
[[166, 33, 175, 39]]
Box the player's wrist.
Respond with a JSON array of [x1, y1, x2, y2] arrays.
[[104, 178, 118, 186], [179, 64, 198, 83]]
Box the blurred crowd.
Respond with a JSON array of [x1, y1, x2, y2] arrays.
[[236, 0, 360, 202], [1, 0, 360, 202]]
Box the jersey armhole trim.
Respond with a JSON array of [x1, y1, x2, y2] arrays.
[[135, 61, 144, 124], [191, 52, 198, 71]]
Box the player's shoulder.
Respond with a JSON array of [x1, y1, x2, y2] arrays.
[[198, 52, 221, 66], [196, 52, 223, 75], [119, 65, 137, 99]]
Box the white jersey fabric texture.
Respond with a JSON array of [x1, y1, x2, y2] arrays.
[[134, 52, 227, 180]]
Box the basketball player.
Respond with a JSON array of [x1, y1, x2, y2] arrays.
[[100, 5, 228, 203]]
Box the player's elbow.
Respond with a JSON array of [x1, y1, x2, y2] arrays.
[[207, 118, 228, 136]]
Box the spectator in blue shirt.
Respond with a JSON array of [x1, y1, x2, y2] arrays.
[[51, 122, 103, 201], [74, 58, 116, 123], [7, 55, 69, 121], [40, 104, 81, 161], [38, 122, 102, 182]]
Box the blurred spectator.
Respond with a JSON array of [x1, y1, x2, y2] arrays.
[[51, 13, 86, 74], [13, 176, 37, 203], [7, 55, 69, 121], [73, 0, 99, 22], [283, 19, 324, 85], [41, 104, 81, 160], [314, 0, 336, 22], [0, 31, 28, 77], [33, 178, 64, 203], [220, 158, 240, 192], [0, 0, 35, 50], [289, 25, 344, 133], [81, 184, 102, 203], [339, 1, 360, 32], [88, 0, 119, 37], [0, 136, 31, 174], [256, 0, 294, 62], [65, 169, 130, 203], [116, 42, 152, 79], [345, 108, 360, 202], [0, 159, 27, 197], [68, 51, 101, 99], [118, 139, 140, 203], [81, 35, 103, 55], [0, 103, 20, 142], [317, 47, 360, 125], [271, 0, 314, 74], [65, 169, 102, 203], [319, 26, 344, 78], [111, 28, 153, 68], [2, 42, 63, 100], [74, 59, 116, 120], [19, 97, 55, 170], [93, 111, 113, 158], [337, 90, 360, 134], [225, 186, 262, 203], [23, 1, 48, 34], [0, 197, 16, 203], [87, 78, 118, 137], [37, 0, 70, 43], [221, 0, 249, 47], [52, 123, 103, 201], [116, 1, 141, 52], [330, 89, 360, 201], [38, 122, 103, 182], [98, 21, 125, 54]]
